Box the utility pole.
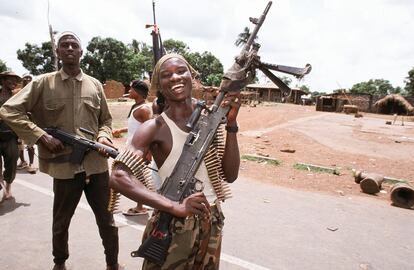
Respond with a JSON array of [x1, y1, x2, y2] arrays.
[[48, 0, 58, 71]]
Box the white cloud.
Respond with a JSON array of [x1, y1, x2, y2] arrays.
[[0, 0, 413, 92]]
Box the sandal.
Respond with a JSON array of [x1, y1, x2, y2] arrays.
[[122, 207, 148, 216]]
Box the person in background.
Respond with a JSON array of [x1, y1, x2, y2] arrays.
[[0, 71, 21, 201], [112, 79, 153, 216], [14, 73, 37, 174]]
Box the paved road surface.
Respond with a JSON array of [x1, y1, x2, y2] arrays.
[[1, 170, 413, 270]]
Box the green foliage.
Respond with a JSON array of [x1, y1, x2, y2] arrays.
[[350, 79, 395, 96], [0, 59, 7, 72], [299, 85, 310, 93], [161, 39, 224, 86], [404, 67, 414, 96], [241, 154, 281, 166], [16, 41, 57, 75], [163, 39, 189, 55], [15, 36, 223, 87], [81, 37, 133, 85], [125, 41, 153, 80], [310, 91, 326, 97], [280, 76, 292, 86], [294, 163, 340, 175], [186, 51, 223, 86], [235, 27, 257, 47]]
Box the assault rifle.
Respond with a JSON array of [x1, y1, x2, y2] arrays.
[[133, 1, 312, 265], [44, 127, 119, 164]]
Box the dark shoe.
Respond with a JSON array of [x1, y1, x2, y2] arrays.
[[52, 263, 67, 270], [106, 263, 125, 270]]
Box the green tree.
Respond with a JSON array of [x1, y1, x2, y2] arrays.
[[299, 85, 310, 93], [0, 59, 7, 72], [160, 39, 223, 86], [186, 51, 223, 86], [16, 41, 56, 75], [163, 39, 189, 55], [280, 76, 292, 86], [125, 41, 153, 80], [350, 79, 395, 96], [81, 37, 133, 85], [311, 91, 326, 97], [404, 67, 414, 96], [235, 27, 257, 47]]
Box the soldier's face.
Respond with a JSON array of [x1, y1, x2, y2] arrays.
[[2, 76, 19, 91], [57, 35, 83, 65], [159, 58, 192, 102], [22, 76, 32, 87]]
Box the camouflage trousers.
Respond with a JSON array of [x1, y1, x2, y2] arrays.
[[141, 201, 225, 270]]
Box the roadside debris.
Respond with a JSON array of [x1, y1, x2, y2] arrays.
[[353, 170, 384, 194], [280, 148, 296, 153], [390, 183, 414, 209], [241, 154, 281, 166], [353, 169, 414, 209], [327, 227, 338, 232], [294, 162, 340, 175]]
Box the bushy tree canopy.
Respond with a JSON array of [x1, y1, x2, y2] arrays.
[[350, 79, 396, 96], [404, 67, 414, 96], [15, 37, 223, 86], [0, 59, 7, 72], [16, 41, 56, 75]]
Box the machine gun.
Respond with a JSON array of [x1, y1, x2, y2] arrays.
[[133, 1, 312, 265], [44, 127, 119, 164]]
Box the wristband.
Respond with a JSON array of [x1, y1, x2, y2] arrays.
[[225, 125, 239, 133]]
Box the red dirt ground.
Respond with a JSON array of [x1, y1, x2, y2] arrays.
[[110, 101, 414, 203]]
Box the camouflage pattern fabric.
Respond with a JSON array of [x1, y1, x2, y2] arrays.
[[141, 201, 225, 270]]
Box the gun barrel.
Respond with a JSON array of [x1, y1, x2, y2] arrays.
[[243, 1, 272, 51]]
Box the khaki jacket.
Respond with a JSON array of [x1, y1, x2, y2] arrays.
[[0, 69, 112, 179]]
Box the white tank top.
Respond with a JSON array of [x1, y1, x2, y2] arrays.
[[126, 103, 152, 145], [158, 112, 217, 202]]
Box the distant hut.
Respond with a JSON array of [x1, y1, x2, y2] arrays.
[[374, 94, 414, 115]]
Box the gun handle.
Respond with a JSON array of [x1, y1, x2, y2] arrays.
[[132, 212, 173, 266]]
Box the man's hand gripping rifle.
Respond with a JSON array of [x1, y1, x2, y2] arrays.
[[44, 127, 119, 164], [133, 1, 311, 265]]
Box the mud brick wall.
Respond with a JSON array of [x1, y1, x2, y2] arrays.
[[103, 80, 125, 99]]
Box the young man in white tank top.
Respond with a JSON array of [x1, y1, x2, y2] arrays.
[[112, 80, 153, 216], [110, 54, 241, 269]]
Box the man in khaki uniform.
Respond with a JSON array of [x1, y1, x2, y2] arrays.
[[0, 71, 21, 201], [0, 32, 122, 270]]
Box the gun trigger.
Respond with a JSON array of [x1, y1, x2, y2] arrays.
[[194, 178, 204, 192]]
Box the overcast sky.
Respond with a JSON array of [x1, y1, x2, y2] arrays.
[[1, 0, 413, 92]]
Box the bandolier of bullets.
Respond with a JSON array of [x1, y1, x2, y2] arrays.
[[108, 149, 155, 213], [204, 125, 232, 201]]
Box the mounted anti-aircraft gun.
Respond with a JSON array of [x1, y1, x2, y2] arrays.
[[133, 1, 312, 266]]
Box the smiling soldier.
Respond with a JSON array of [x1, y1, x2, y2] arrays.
[[109, 53, 241, 269]]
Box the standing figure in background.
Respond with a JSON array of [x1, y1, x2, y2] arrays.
[[0, 32, 122, 270], [112, 80, 153, 216], [0, 71, 21, 201], [14, 73, 37, 174]]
